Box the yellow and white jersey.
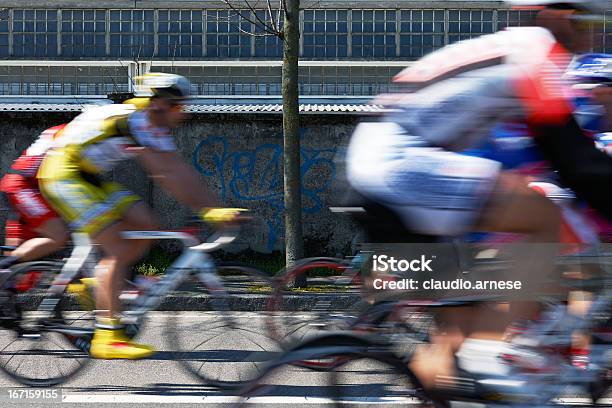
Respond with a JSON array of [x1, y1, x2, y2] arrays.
[[40, 103, 175, 178]]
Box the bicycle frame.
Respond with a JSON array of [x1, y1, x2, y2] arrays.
[[120, 230, 226, 325], [35, 229, 237, 335], [36, 233, 96, 317]]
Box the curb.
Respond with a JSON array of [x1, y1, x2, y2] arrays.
[[19, 292, 363, 312]]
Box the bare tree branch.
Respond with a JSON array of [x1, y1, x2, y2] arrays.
[[237, 26, 274, 37], [221, 1, 260, 27], [266, 0, 278, 33], [223, 0, 280, 37], [276, 1, 283, 34], [215, 10, 279, 37], [171, 38, 178, 67], [245, 0, 279, 33], [244, 0, 271, 27]]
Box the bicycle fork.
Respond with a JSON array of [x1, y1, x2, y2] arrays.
[[121, 249, 228, 325], [36, 234, 96, 334]]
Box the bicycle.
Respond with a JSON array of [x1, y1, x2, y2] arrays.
[[265, 252, 368, 346], [236, 251, 611, 407], [0, 223, 278, 388]]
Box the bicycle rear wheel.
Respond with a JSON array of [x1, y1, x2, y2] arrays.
[[166, 264, 281, 388], [266, 257, 364, 346], [0, 261, 92, 387]]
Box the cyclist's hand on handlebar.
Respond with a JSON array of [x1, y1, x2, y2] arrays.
[[199, 208, 248, 225]]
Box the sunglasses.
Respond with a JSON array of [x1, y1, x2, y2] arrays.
[[168, 101, 184, 112]]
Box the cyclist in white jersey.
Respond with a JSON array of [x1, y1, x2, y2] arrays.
[[347, 0, 610, 389]]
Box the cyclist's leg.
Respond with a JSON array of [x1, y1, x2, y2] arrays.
[[92, 202, 157, 319], [477, 173, 560, 240], [11, 218, 69, 262], [0, 175, 69, 268], [410, 172, 561, 389], [475, 172, 561, 325], [40, 176, 155, 359], [90, 201, 157, 360]]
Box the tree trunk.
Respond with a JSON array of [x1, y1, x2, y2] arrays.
[[282, 0, 303, 275]]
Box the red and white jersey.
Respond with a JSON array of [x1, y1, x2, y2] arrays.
[[387, 27, 575, 151], [10, 124, 67, 178]]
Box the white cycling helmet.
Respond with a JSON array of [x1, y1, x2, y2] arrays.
[[134, 73, 191, 100], [506, 0, 610, 19]]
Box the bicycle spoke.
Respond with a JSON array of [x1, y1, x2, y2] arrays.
[[0, 262, 91, 386]]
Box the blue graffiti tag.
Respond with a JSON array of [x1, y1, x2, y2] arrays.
[[192, 134, 336, 250]]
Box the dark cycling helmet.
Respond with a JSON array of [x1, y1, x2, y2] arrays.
[[135, 73, 191, 100], [506, 0, 608, 19], [567, 53, 612, 84]]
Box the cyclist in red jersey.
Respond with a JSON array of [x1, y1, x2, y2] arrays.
[[0, 125, 69, 273]]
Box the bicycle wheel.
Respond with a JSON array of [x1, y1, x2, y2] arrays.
[[166, 264, 281, 388], [235, 332, 426, 408], [0, 261, 92, 387], [266, 257, 364, 346], [330, 354, 425, 407]]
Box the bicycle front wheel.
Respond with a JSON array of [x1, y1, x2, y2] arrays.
[[234, 332, 425, 408], [0, 261, 92, 387], [330, 351, 427, 407], [165, 264, 281, 388]]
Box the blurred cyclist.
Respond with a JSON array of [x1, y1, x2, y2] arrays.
[[347, 0, 609, 389], [38, 73, 241, 359], [0, 125, 69, 273]]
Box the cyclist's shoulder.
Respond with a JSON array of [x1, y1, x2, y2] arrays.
[[394, 27, 555, 85], [60, 104, 136, 144]]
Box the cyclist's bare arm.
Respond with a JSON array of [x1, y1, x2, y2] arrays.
[[136, 148, 218, 211]]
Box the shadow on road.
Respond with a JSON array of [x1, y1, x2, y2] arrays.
[[149, 350, 281, 362], [62, 382, 224, 396]]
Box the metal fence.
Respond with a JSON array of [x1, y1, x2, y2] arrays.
[[0, 60, 407, 97], [0, 61, 138, 96]]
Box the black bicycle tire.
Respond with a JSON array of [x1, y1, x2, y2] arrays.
[[234, 331, 427, 407], [0, 261, 92, 387], [165, 264, 278, 389]]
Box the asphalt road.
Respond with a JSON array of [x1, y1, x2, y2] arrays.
[[0, 312, 608, 408]]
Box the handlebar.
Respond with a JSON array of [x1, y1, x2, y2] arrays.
[[191, 228, 238, 252], [120, 226, 239, 253]]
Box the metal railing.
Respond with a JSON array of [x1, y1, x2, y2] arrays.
[[0, 60, 408, 98], [0, 60, 141, 96]]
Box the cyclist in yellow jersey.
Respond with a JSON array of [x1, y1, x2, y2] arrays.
[[38, 73, 242, 359]]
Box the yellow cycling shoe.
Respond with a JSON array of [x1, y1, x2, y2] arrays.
[[67, 278, 97, 310], [90, 328, 156, 360]]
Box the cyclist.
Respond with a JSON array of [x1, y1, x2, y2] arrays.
[[0, 125, 70, 315], [38, 73, 241, 360], [0, 125, 69, 273], [346, 0, 609, 389]]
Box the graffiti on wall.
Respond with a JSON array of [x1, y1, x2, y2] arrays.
[[192, 132, 337, 250]]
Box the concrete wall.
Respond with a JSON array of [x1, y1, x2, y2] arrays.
[[0, 111, 361, 255]]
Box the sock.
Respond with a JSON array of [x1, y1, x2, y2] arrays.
[[0, 256, 20, 270], [95, 317, 124, 330], [570, 346, 589, 369]]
